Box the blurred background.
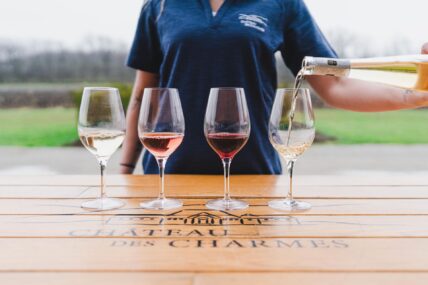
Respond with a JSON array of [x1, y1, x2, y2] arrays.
[[0, 0, 427, 175]]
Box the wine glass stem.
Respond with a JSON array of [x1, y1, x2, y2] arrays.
[[157, 158, 167, 200], [222, 158, 232, 201], [286, 160, 295, 201], [99, 160, 107, 199]]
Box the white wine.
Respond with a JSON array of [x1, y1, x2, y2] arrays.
[[270, 129, 314, 160], [284, 73, 306, 146], [79, 129, 125, 160], [302, 55, 428, 91], [271, 142, 312, 160]]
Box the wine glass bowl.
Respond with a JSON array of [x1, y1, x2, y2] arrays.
[[268, 88, 315, 211], [206, 132, 249, 159], [78, 87, 126, 210], [204, 87, 250, 211], [138, 88, 185, 210], [139, 133, 184, 158]]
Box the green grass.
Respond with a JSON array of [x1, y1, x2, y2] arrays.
[[316, 109, 428, 144], [0, 108, 428, 146], [0, 108, 77, 146]]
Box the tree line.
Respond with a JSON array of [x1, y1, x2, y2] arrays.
[[0, 38, 134, 83], [0, 32, 412, 84]]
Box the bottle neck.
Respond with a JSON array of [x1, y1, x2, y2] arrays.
[[302, 57, 351, 77]]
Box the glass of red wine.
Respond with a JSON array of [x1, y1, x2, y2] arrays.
[[204, 87, 251, 211], [138, 88, 185, 210]]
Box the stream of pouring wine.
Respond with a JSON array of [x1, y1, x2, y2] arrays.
[[286, 70, 305, 146]]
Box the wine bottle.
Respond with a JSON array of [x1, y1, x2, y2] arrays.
[[302, 55, 428, 91]]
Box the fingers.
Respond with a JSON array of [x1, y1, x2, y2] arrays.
[[422, 43, 428, 54]]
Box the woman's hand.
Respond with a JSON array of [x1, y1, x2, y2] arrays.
[[419, 43, 428, 106], [422, 43, 428, 54]]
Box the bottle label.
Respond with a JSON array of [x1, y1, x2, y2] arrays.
[[303, 57, 351, 77]]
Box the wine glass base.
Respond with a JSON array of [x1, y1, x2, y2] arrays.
[[268, 199, 311, 212], [140, 198, 183, 210], [206, 198, 249, 211], [81, 198, 125, 211]]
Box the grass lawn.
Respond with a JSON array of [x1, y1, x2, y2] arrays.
[[0, 108, 427, 146], [0, 108, 77, 146], [316, 109, 428, 144]]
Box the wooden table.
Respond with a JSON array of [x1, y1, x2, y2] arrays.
[[1, 174, 428, 284]]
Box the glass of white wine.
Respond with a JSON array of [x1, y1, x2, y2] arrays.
[[78, 87, 126, 210], [268, 88, 315, 211]]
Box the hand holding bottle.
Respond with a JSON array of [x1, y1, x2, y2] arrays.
[[303, 43, 428, 93], [422, 43, 428, 54], [419, 43, 428, 106], [299, 42, 428, 112]]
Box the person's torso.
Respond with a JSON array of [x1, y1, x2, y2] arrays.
[[143, 0, 287, 174]]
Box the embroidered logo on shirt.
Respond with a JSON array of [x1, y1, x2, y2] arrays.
[[239, 14, 268, 32]]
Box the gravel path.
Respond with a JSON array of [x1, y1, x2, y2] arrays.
[[0, 145, 427, 176]]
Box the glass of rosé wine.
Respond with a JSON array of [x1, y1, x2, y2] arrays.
[[204, 87, 251, 211], [138, 88, 185, 210]]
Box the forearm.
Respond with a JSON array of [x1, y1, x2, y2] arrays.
[[308, 76, 428, 112], [120, 71, 159, 174], [120, 92, 143, 173]]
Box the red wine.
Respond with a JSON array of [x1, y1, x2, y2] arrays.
[[206, 133, 249, 159], [140, 132, 184, 158]]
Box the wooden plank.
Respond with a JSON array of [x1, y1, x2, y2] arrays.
[[0, 186, 88, 199], [2, 273, 428, 285], [81, 185, 428, 199], [193, 273, 428, 285], [0, 273, 193, 285], [1, 175, 428, 187], [0, 238, 427, 272], [3, 185, 428, 199], [0, 198, 427, 215], [1, 215, 428, 238]]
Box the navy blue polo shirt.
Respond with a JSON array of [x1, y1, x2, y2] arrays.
[[127, 0, 337, 174]]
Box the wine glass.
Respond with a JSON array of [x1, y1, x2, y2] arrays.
[[78, 87, 126, 210], [204, 87, 251, 211], [268, 88, 315, 211], [138, 88, 185, 210]]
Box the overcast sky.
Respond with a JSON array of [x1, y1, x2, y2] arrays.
[[0, 0, 426, 53]]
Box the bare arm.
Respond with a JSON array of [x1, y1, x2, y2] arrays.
[[120, 70, 159, 174], [307, 76, 428, 112], [307, 44, 428, 112]]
